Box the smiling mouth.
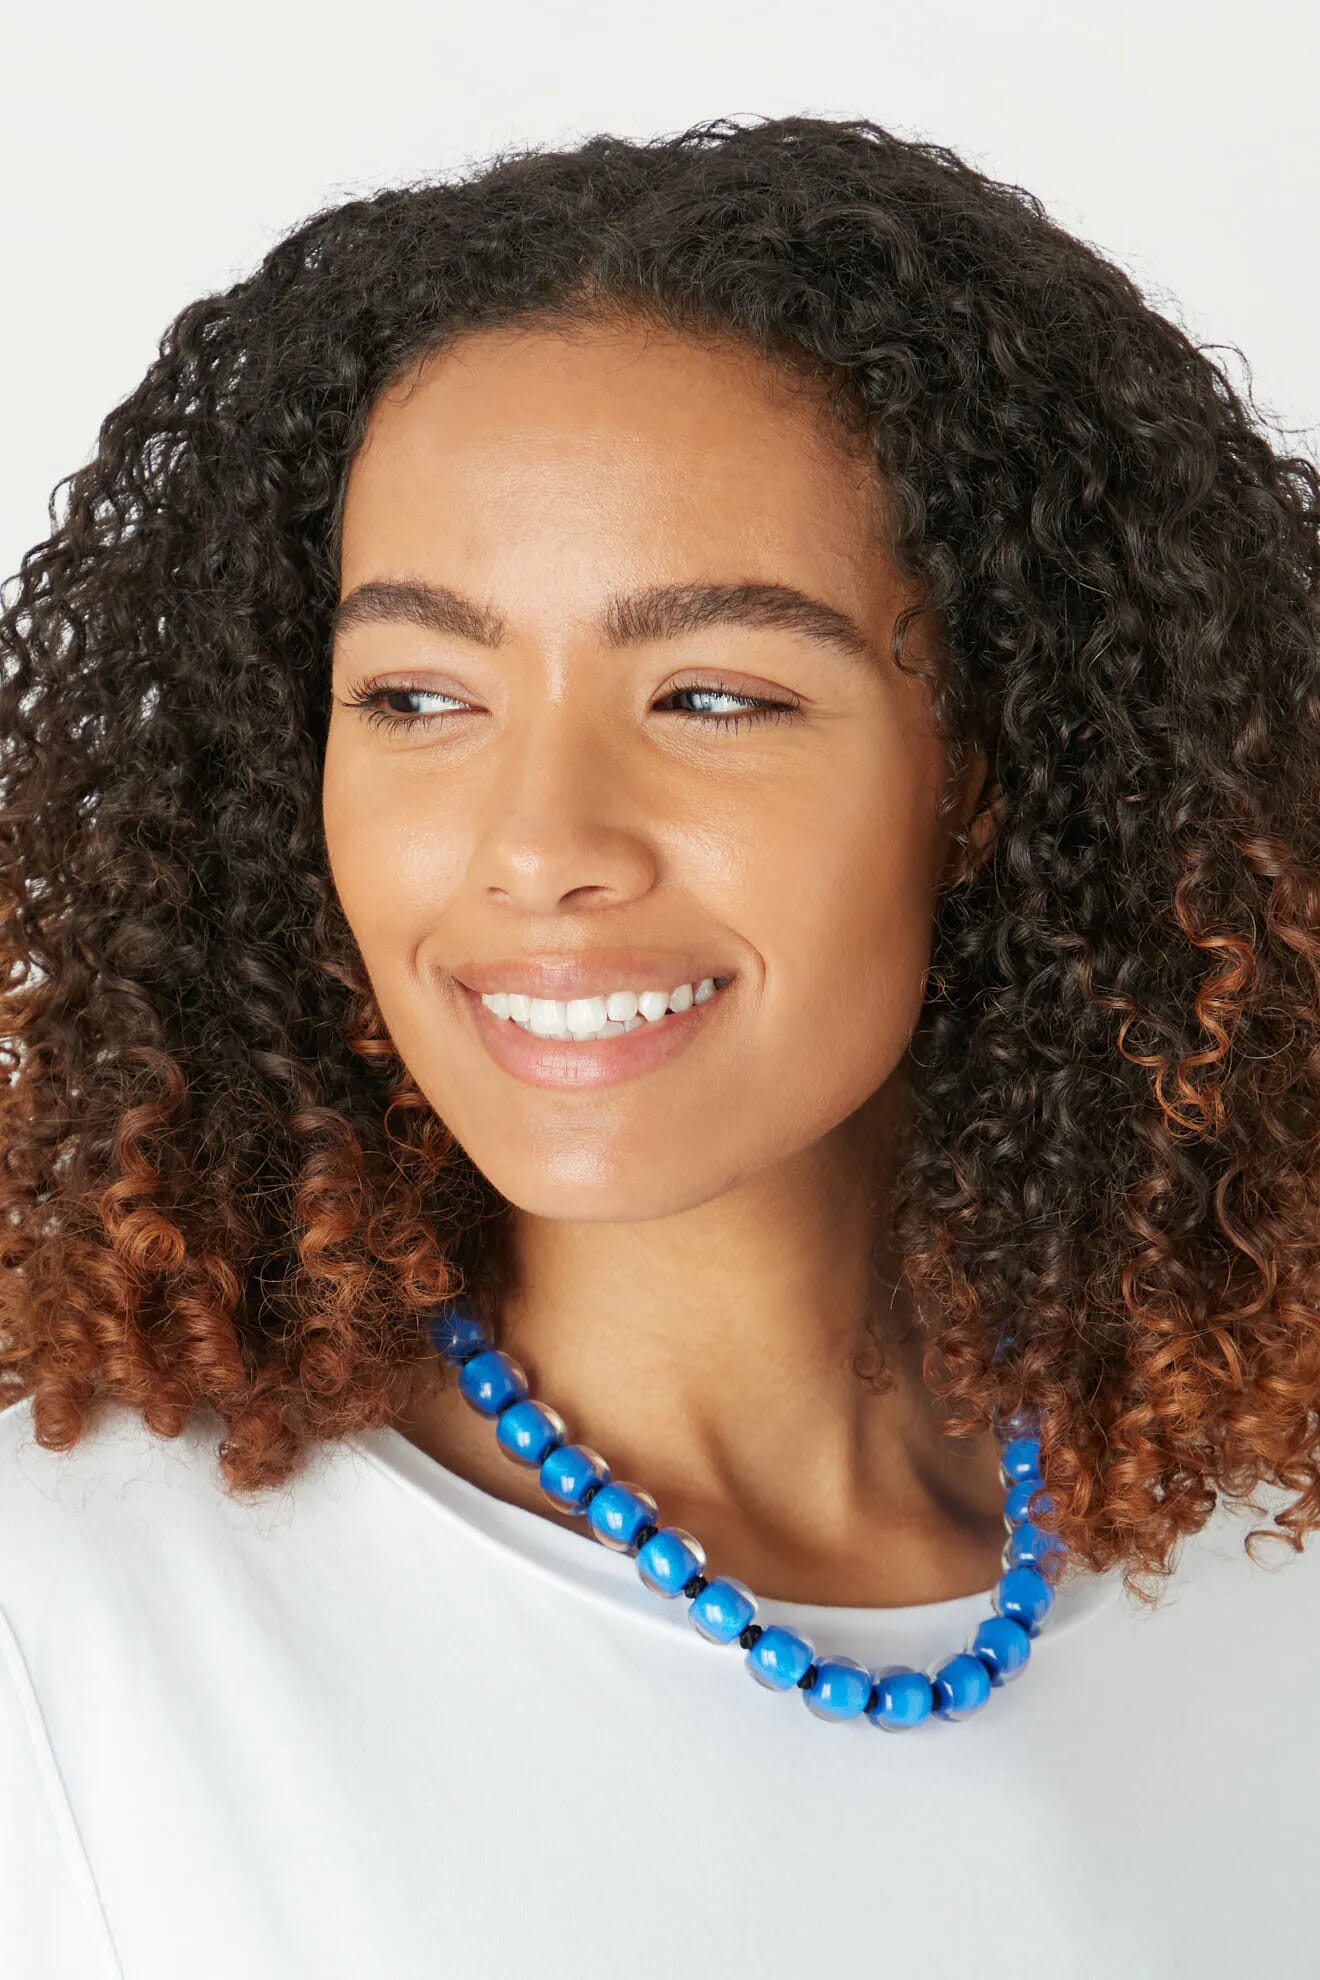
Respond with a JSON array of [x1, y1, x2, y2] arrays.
[[457, 971, 737, 1090], [476, 977, 735, 1043]]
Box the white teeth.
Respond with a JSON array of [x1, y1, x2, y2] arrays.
[[528, 998, 571, 1037], [566, 996, 609, 1038], [480, 976, 726, 1041]]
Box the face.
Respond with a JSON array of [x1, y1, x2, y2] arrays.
[[322, 320, 990, 1223]]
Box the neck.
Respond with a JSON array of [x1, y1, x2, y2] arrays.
[[394, 1079, 1008, 1607]]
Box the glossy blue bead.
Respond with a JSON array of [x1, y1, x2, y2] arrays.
[[539, 1442, 609, 1512], [999, 1436, 1042, 1485], [804, 1656, 872, 1723], [994, 1564, 1056, 1636], [432, 1301, 1047, 1739], [866, 1667, 935, 1731], [931, 1650, 992, 1720], [1007, 1519, 1066, 1571], [636, 1526, 706, 1596], [457, 1347, 527, 1417], [688, 1575, 757, 1644], [586, 1480, 658, 1552], [428, 1305, 490, 1362], [495, 1398, 565, 1466], [746, 1624, 814, 1691], [970, 1614, 1032, 1684], [1005, 1476, 1053, 1525]]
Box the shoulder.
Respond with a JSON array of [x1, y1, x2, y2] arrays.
[[0, 1392, 232, 1559], [0, 1392, 368, 1624], [0, 1397, 224, 1973], [1109, 1479, 1320, 1651], [0, 1388, 219, 1486]]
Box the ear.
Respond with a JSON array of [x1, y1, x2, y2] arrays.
[[960, 778, 1006, 882], [941, 750, 1004, 889]]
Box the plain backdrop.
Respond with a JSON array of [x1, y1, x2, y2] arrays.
[[2, 0, 1315, 578]]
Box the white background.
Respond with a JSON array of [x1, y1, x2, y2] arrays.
[[2, 0, 1315, 576]]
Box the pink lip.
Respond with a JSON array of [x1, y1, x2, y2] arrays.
[[457, 979, 733, 1089], [451, 951, 736, 1001]]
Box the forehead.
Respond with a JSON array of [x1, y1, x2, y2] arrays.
[[338, 322, 887, 593]]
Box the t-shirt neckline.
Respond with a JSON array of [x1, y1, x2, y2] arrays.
[[349, 1421, 1127, 1651]]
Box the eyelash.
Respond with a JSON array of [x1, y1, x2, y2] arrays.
[[339, 678, 802, 736]]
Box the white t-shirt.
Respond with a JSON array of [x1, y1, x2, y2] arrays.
[[0, 1389, 1314, 1980]]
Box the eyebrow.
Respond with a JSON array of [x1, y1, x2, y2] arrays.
[[330, 576, 879, 667]]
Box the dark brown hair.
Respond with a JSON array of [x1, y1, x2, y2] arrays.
[[2, 113, 1317, 1606]]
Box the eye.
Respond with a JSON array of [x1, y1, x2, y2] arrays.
[[337, 676, 803, 736], [338, 682, 465, 733], [658, 682, 801, 733]]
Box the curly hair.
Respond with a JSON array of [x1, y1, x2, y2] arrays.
[[2, 112, 1317, 1608]]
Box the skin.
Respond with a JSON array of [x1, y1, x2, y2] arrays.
[[321, 319, 1009, 1608]]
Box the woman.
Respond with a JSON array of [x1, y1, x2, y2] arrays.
[[1, 112, 1317, 1978]]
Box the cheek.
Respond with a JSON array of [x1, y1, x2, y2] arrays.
[[322, 748, 466, 962], [752, 793, 937, 1083]]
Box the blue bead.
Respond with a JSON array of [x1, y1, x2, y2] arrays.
[[994, 1564, 1056, 1636], [866, 1667, 935, 1731], [636, 1526, 706, 1596], [992, 1401, 1039, 1442], [456, 1347, 527, 1417], [999, 1435, 1042, 1485], [494, 1398, 565, 1466], [586, 1480, 659, 1552], [804, 1656, 872, 1722], [1004, 1476, 1053, 1525], [428, 1304, 490, 1362], [539, 1442, 609, 1512], [931, 1650, 993, 1719], [1007, 1519, 1066, 1571], [970, 1614, 1033, 1684], [688, 1576, 757, 1644], [746, 1624, 814, 1692]]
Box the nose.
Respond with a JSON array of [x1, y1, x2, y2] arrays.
[[464, 700, 662, 915]]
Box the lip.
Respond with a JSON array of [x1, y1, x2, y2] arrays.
[[457, 978, 735, 1090], [450, 950, 737, 1001]]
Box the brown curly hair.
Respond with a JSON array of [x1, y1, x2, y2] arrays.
[[2, 112, 1317, 1608]]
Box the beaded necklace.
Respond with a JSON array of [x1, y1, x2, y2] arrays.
[[429, 1303, 1064, 1730]]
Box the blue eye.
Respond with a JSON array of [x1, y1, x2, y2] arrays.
[[659, 684, 800, 733], [340, 679, 801, 736], [343, 685, 463, 732]]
